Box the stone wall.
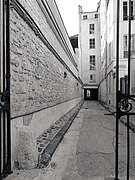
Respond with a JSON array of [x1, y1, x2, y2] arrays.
[[10, 0, 82, 119], [16, 0, 78, 75]]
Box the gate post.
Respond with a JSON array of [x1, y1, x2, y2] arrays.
[[115, 0, 133, 179], [6, 0, 11, 175], [115, 0, 120, 179], [0, 0, 12, 179], [126, 0, 131, 179]]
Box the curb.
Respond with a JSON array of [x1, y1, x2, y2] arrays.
[[38, 100, 84, 167]]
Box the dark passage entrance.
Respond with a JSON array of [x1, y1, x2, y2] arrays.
[[84, 89, 98, 100]]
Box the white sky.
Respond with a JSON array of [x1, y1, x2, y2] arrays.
[[55, 0, 99, 36]]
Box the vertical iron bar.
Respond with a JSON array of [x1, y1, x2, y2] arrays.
[[0, 0, 1, 177], [127, 115, 130, 180], [6, 0, 11, 172], [128, 0, 131, 106], [0, 112, 1, 178], [0, 0, 11, 178], [115, 0, 120, 179], [127, 0, 131, 179], [3, 0, 5, 93], [3, 0, 6, 171], [0, 0, 3, 177]]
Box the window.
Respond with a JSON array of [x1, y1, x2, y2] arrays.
[[83, 15, 87, 19], [109, 43, 111, 62], [131, 35, 135, 51], [123, 34, 135, 58], [90, 55, 96, 70], [131, 1, 134, 20], [109, 73, 111, 93], [89, 39, 95, 48], [123, 35, 128, 57], [123, 2, 128, 20], [89, 24, 94, 34], [123, 1, 134, 21], [95, 14, 98, 18], [90, 74, 96, 82]]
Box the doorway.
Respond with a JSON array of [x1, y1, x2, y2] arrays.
[[84, 89, 98, 100]]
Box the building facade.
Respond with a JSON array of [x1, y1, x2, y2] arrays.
[[78, 0, 135, 106], [99, 0, 135, 107], [78, 5, 100, 100]]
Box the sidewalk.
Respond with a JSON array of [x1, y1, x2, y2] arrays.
[[99, 101, 135, 134], [6, 101, 135, 180]]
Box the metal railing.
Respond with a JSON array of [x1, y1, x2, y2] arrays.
[[0, 0, 11, 179], [115, 0, 135, 179]]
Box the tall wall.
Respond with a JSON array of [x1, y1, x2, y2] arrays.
[[98, 0, 108, 103], [10, 0, 82, 164]]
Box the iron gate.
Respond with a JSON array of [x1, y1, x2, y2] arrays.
[[115, 0, 135, 179], [0, 0, 11, 179]]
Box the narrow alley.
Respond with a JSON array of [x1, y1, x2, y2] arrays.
[[6, 101, 135, 180], [1, 0, 135, 179]]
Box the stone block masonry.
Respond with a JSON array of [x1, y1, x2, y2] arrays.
[[10, 5, 82, 118], [18, 0, 77, 73]]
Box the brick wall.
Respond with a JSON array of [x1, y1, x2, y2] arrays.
[[10, 1, 82, 118]]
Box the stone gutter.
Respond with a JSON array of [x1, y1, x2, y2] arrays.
[[37, 100, 84, 167]]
